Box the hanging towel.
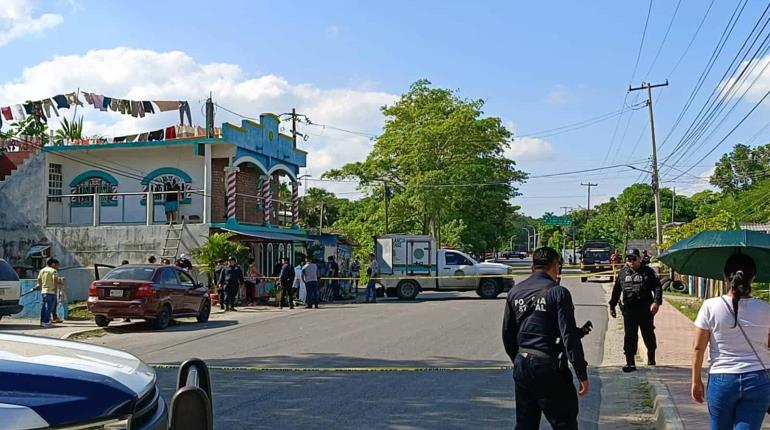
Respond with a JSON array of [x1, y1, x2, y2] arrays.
[[84, 92, 94, 106], [109, 99, 119, 112], [113, 136, 126, 143], [103, 96, 112, 111], [11, 104, 25, 119], [123, 134, 138, 142], [1, 107, 12, 121], [142, 101, 155, 114], [137, 132, 149, 142], [66, 92, 83, 107], [92, 94, 106, 111], [148, 129, 164, 141], [153, 100, 179, 112], [53, 95, 69, 109], [164, 125, 176, 139], [43, 99, 59, 118], [23, 102, 34, 115]]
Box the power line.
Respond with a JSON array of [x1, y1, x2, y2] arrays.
[[666, 0, 715, 79], [643, 0, 683, 78]]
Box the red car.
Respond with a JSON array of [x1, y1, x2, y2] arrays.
[[88, 264, 211, 330]]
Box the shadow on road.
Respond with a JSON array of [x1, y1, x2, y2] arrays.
[[103, 318, 238, 335]]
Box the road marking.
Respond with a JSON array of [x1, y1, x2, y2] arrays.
[[151, 364, 514, 372]]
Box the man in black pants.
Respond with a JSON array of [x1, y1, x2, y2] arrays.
[[502, 247, 590, 430], [278, 257, 295, 309], [609, 248, 662, 372], [218, 256, 243, 312]]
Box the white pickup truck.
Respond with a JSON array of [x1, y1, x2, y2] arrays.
[[375, 234, 514, 300]]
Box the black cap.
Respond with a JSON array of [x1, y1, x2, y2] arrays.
[[626, 249, 641, 258], [227, 255, 236, 261]]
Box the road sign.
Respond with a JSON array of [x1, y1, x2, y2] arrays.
[[544, 215, 572, 226]]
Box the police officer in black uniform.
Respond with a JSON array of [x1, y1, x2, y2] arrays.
[[609, 248, 662, 372], [218, 256, 244, 312], [503, 247, 590, 430]]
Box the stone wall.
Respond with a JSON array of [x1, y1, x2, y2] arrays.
[[0, 152, 48, 264]]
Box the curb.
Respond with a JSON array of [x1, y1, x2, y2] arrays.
[[61, 327, 103, 340], [647, 369, 686, 430]]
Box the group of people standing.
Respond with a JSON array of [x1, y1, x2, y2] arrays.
[[503, 245, 770, 430]]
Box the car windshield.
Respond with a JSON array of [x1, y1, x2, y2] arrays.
[[103, 267, 156, 281], [0, 261, 19, 282], [584, 251, 609, 260]]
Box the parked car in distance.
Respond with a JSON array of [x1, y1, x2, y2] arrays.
[[88, 264, 211, 330], [0, 258, 23, 320]]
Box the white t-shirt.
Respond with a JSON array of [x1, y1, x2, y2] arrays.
[[302, 263, 319, 282], [694, 295, 770, 374]]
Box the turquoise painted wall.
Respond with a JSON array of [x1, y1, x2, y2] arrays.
[[223, 114, 307, 176]]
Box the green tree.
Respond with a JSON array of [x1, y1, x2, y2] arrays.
[[661, 211, 737, 251], [190, 232, 249, 287], [299, 187, 349, 231], [710, 143, 770, 194], [6, 115, 50, 146], [325, 80, 526, 254]]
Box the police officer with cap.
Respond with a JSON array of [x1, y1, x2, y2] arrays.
[[218, 256, 244, 312], [609, 248, 662, 372], [503, 246, 590, 429]]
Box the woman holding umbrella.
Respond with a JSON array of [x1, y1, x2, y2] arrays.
[[690, 254, 770, 429]]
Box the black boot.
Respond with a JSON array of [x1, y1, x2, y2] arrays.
[[647, 349, 656, 366], [623, 357, 637, 373]]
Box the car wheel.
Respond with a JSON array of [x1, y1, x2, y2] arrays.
[[95, 315, 111, 327], [197, 300, 211, 323], [477, 279, 500, 299], [580, 277, 587, 283], [396, 280, 419, 300], [155, 305, 172, 330], [385, 287, 398, 298]]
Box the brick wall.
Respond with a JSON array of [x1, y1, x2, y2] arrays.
[[235, 164, 261, 224], [211, 158, 228, 223]]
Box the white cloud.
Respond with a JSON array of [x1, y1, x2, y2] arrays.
[[0, 47, 396, 185], [505, 136, 554, 161], [0, 0, 63, 46], [544, 84, 569, 106], [677, 166, 716, 196]]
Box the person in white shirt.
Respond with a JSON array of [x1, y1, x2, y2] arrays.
[[691, 254, 770, 430], [302, 256, 320, 309]]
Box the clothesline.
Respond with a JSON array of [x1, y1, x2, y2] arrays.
[[1, 125, 218, 149], [0, 90, 192, 129]]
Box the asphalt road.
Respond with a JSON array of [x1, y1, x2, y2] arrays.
[[88, 264, 615, 429]]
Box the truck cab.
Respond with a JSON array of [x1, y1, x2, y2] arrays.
[[375, 234, 514, 300]]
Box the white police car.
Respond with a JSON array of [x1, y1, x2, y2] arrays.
[[1, 333, 168, 430]]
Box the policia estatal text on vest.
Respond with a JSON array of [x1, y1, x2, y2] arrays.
[[609, 248, 662, 372], [503, 247, 592, 430]]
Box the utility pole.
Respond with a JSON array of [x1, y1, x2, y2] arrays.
[[205, 92, 215, 138], [291, 107, 297, 147], [319, 203, 325, 232], [672, 186, 676, 223], [560, 206, 571, 260], [629, 80, 668, 247], [581, 183, 598, 218]]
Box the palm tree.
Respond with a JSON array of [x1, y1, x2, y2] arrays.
[[190, 233, 248, 287], [55, 117, 84, 145]]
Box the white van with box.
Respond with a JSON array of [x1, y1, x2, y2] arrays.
[[0, 258, 23, 319]]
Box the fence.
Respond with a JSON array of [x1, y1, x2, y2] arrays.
[[46, 189, 205, 226], [234, 192, 295, 227]]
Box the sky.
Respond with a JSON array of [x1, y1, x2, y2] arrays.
[[2, 0, 770, 216]]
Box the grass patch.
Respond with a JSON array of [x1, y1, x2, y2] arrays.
[[636, 381, 653, 410], [666, 296, 702, 321], [67, 300, 93, 320], [69, 328, 106, 340]]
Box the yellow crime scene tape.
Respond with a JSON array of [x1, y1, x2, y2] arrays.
[[255, 269, 617, 282], [151, 364, 514, 372]]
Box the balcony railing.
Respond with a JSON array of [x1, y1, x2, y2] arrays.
[[234, 192, 295, 228], [46, 190, 205, 227]]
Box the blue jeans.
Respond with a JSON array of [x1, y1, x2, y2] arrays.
[[306, 281, 320, 306], [365, 279, 377, 302], [708, 370, 770, 430], [40, 293, 57, 324]]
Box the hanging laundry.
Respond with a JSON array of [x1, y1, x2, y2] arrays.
[[178, 101, 192, 126], [137, 132, 149, 142], [84, 92, 94, 106], [109, 99, 118, 112], [53, 95, 69, 109], [66, 92, 83, 107], [130, 101, 145, 118], [164, 125, 176, 140], [148, 129, 164, 141], [23, 102, 34, 116], [1, 107, 12, 121], [11, 104, 25, 120], [142, 101, 155, 114], [102, 96, 112, 111], [153, 100, 179, 112], [42, 99, 59, 118], [120, 99, 131, 115], [113, 136, 125, 143], [91, 94, 107, 112], [33, 101, 46, 124], [123, 134, 138, 142]]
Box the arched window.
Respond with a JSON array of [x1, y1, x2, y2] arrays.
[[266, 244, 274, 275], [69, 171, 118, 207], [140, 167, 193, 205]]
